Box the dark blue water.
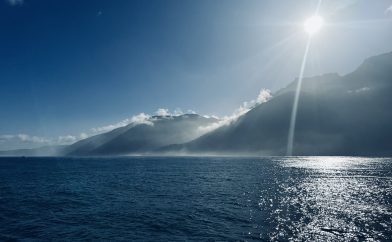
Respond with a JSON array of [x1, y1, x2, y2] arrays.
[[0, 157, 391, 241]]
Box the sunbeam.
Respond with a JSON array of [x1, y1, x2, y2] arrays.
[[287, 37, 312, 156], [286, 0, 323, 156]]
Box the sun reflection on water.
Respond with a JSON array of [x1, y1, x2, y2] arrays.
[[263, 157, 392, 241]]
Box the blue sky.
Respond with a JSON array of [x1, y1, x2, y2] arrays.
[[1, 0, 392, 150]]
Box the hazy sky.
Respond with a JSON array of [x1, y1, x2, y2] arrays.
[[1, 0, 392, 150]]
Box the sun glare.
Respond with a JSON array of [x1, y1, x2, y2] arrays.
[[304, 15, 324, 35]]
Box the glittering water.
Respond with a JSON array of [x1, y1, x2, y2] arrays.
[[0, 157, 391, 241]]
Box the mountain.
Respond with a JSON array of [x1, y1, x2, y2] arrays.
[[65, 114, 218, 156], [0, 145, 67, 157], [168, 52, 392, 156], [2, 52, 392, 157]]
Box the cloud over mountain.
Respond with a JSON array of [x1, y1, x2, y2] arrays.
[[65, 113, 218, 156], [197, 89, 272, 135], [91, 113, 153, 134]]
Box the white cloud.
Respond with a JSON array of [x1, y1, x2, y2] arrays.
[[6, 0, 23, 6], [0, 133, 83, 145], [79, 132, 89, 140], [155, 108, 171, 116], [91, 113, 152, 134], [155, 108, 198, 117], [0, 134, 52, 150], [202, 114, 219, 119], [0, 135, 14, 140], [198, 89, 272, 135], [88, 107, 199, 138], [0, 132, 91, 150], [130, 113, 152, 125], [17, 134, 50, 143], [57, 135, 78, 144], [256, 89, 273, 103], [0, 134, 51, 144], [173, 108, 184, 116], [348, 87, 370, 94], [54, 133, 90, 145]]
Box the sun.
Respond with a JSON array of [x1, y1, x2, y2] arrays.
[[304, 15, 324, 36]]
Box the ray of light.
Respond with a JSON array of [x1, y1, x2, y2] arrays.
[[286, 0, 322, 156], [286, 37, 311, 156]]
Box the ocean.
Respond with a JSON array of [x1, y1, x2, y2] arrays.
[[0, 156, 391, 241]]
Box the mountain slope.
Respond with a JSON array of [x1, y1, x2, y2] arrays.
[[0, 145, 67, 157], [66, 114, 217, 156], [175, 52, 392, 156]]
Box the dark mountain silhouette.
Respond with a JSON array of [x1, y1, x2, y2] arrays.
[[166, 52, 392, 156]]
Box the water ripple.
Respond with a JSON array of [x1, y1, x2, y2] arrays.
[[0, 156, 391, 241]]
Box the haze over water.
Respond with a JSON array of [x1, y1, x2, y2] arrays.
[[1, 156, 391, 241]]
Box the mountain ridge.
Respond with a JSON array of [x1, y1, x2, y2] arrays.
[[64, 113, 218, 156], [168, 51, 392, 156], [1, 51, 392, 156]]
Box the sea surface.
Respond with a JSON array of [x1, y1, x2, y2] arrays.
[[0, 156, 391, 241]]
